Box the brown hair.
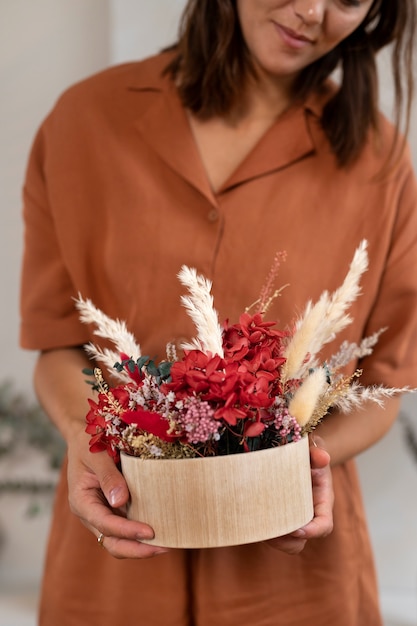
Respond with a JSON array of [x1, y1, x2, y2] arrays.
[[165, 0, 416, 166]]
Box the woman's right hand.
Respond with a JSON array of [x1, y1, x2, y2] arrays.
[[34, 348, 169, 559], [66, 424, 170, 558]]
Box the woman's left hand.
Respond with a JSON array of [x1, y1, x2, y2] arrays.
[[265, 437, 333, 555]]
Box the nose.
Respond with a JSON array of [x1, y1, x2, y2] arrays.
[[293, 0, 325, 25]]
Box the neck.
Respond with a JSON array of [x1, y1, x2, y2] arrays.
[[229, 71, 295, 126]]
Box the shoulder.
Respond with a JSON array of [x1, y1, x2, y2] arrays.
[[61, 50, 173, 96], [25, 51, 177, 194], [42, 51, 175, 131], [309, 83, 415, 183], [306, 80, 413, 171], [363, 112, 415, 186], [65, 51, 171, 92]]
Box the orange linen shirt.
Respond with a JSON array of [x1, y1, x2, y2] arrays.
[[20, 52, 417, 626]]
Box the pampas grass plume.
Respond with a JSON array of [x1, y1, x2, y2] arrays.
[[74, 295, 141, 374], [178, 266, 224, 357], [288, 368, 328, 427], [282, 240, 369, 382]]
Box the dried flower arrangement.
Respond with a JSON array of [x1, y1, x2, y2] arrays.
[[77, 240, 409, 465]]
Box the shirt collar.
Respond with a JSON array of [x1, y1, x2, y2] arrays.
[[127, 53, 332, 204]]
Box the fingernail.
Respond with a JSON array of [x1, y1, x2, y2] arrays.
[[136, 531, 154, 541], [292, 528, 306, 538], [312, 435, 325, 449], [153, 548, 169, 555], [109, 487, 122, 507]]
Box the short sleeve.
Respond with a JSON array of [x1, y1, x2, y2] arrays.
[[359, 156, 417, 389], [19, 120, 89, 350]]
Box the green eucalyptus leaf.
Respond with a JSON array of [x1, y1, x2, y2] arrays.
[[146, 361, 159, 377], [136, 356, 150, 370], [158, 361, 172, 379]]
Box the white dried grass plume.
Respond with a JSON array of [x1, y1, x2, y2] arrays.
[[282, 240, 369, 382], [75, 295, 141, 363], [288, 368, 328, 427], [332, 381, 411, 412], [356, 328, 387, 357], [178, 266, 224, 357], [327, 328, 387, 372], [84, 344, 131, 382]]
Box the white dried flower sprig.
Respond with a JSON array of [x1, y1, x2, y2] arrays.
[[177, 266, 224, 357], [327, 329, 387, 372], [331, 382, 410, 413], [282, 239, 369, 383], [85, 346, 130, 382], [74, 295, 141, 381]]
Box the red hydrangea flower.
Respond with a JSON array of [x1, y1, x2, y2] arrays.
[[161, 313, 288, 429], [121, 408, 180, 443]]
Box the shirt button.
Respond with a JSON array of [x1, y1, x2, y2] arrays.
[[207, 209, 219, 222]]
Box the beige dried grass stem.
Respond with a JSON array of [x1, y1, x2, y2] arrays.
[[282, 240, 369, 383]]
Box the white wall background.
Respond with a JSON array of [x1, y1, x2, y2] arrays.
[[0, 0, 111, 393], [0, 2, 416, 625]]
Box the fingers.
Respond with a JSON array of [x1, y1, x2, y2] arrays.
[[266, 436, 334, 554], [93, 528, 169, 559], [75, 470, 167, 558], [72, 436, 130, 508], [76, 486, 154, 541], [309, 435, 331, 469], [83, 491, 169, 558], [67, 434, 167, 559], [294, 436, 334, 540], [265, 535, 307, 555]]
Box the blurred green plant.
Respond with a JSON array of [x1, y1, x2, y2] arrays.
[[401, 412, 417, 465], [0, 381, 66, 495]]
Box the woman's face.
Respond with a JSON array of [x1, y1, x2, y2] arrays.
[[236, 0, 375, 80]]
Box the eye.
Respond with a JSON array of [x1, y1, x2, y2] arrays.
[[338, 0, 363, 7]]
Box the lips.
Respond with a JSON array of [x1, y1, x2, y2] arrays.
[[273, 22, 315, 48]]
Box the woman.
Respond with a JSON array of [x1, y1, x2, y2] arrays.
[[20, 1, 417, 624]]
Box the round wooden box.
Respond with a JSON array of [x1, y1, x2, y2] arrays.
[[121, 435, 313, 549]]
